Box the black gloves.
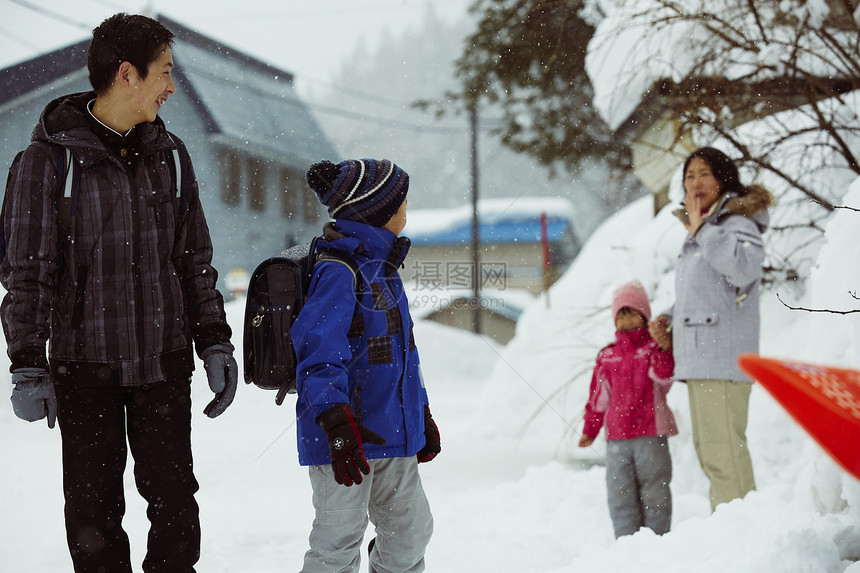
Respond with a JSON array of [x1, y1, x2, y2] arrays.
[[317, 404, 387, 486], [417, 405, 441, 463], [10, 368, 57, 429]]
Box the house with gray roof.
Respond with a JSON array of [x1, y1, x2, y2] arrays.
[[0, 15, 337, 293]]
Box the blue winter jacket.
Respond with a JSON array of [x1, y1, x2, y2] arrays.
[[292, 219, 430, 466]]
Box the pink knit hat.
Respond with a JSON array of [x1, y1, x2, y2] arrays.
[[612, 280, 651, 322]]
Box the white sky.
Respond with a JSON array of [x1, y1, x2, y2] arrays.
[[0, 0, 471, 96]]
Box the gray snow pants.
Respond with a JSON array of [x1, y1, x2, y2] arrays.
[[605, 435, 672, 538], [301, 456, 433, 573]]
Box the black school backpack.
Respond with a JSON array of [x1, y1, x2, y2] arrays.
[[0, 136, 190, 264], [243, 236, 364, 405]]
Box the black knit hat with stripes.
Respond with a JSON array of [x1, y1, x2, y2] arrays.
[[306, 158, 409, 228]]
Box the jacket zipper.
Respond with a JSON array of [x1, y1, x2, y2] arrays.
[[391, 278, 410, 451], [126, 162, 147, 382]]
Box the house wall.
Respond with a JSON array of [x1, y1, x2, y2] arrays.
[[159, 91, 327, 293], [629, 111, 697, 213], [405, 241, 568, 296], [424, 306, 518, 345], [0, 70, 92, 177]]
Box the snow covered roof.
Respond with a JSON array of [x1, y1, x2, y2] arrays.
[[404, 197, 577, 245], [0, 40, 89, 110], [0, 15, 336, 167], [164, 17, 336, 167], [587, 1, 857, 132]]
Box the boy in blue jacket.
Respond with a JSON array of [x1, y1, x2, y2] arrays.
[[293, 158, 441, 573]]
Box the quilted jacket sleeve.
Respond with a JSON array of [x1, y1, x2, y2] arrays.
[[695, 214, 765, 288], [582, 352, 609, 439], [649, 344, 675, 390], [0, 143, 61, 369], [292, 260, 359, 423]]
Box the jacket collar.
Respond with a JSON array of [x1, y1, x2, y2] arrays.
[[715, 184, 774, 218], [320, 220, 411, 273], [615, 327, 651, 349], [34, 91, 175, 167], [673, 183, 774, 232]]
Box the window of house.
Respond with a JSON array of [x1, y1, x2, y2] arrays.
[[247, 157, 266, 212], [303, 178, 320, 223], [280, 167, 298, 218], [219, 148, 241, 206]]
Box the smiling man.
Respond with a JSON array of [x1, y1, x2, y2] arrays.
[[0, 13, 237, 573]]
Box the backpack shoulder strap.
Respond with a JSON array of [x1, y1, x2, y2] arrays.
[[56, 146, 77, 243], [2, 142, 75, 262], [25, 140, 72, 204], [317, 252, 363, 292], [164, 132, 190, 216]]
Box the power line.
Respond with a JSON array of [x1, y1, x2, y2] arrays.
[[0, 22, 42, 51], [3, 0, 465, 122], [191, 1, 472, 22], [6, 0, 92, 30], [300, 90, 507, 134], [296, 72, 426, 110], [92, 0, 129, 11], [3, 0, 506, 135], [181, 64, 505, 135], [305, 99, 467, 134]]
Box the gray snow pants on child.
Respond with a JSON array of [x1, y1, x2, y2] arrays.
[[301, 456, 433, 573], [605, 436, 672, 538]]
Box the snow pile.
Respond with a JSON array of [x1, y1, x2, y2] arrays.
[[0, 180, 859, 571], [586, 0, 846, 130], [473, 175, 860, 571]]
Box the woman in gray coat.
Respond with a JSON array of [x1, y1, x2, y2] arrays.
[[649, 147, 773, 512]]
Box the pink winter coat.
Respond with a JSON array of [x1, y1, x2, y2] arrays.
[[582, 328, 678, 441]]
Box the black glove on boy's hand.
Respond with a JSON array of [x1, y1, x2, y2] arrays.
[[317, 404, 386, 487], [417, 405, 441, 463]]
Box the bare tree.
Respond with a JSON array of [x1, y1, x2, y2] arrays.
[[592, 0, 860, 283]]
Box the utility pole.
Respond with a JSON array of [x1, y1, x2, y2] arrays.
[[541, 212, 551, 308], [470, 104, 481, 335]]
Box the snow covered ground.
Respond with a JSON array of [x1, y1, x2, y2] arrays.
[[2, 181, 860, 571]]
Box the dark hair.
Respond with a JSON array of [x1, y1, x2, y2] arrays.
[[683, 147, 745, 196], [88, 13, 175, 94], [616, 307, 646, 321]]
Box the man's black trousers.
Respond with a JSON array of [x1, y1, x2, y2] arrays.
[[56, 378, 200, 573]]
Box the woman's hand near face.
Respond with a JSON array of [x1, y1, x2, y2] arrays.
[[685, 192, 704, 236]]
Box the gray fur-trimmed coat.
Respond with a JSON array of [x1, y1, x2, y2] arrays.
[[663, 184, 773, 382]]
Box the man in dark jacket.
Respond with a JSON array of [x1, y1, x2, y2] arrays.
[[0, 14, 237, 572]]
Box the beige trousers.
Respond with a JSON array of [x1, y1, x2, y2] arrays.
[[687, 379, 756, 511]]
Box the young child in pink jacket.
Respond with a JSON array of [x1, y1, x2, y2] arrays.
[[579, 280, 677, 538]]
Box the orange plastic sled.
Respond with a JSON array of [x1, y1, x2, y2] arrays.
[[738, 353, 860, 481]]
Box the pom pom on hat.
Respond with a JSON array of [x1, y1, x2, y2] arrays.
[[306, 158, 409, 228], [306, 160, 342, 195], [612, 280, 652, 322]]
